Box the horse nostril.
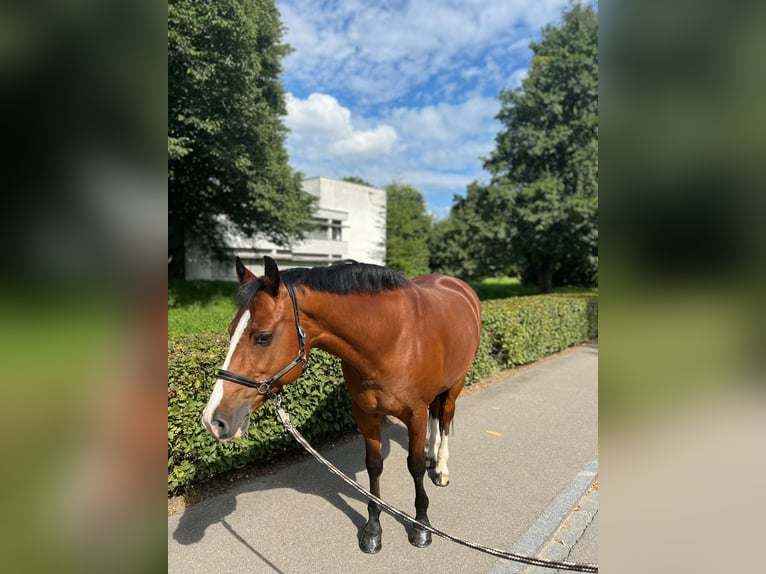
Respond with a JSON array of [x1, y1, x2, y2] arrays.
[[212, 418, 227, 433]]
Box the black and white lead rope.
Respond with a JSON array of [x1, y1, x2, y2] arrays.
[[268, 395, 598, 573]]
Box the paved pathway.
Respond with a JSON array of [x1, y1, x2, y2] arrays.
[[169, 342, 598, 574]]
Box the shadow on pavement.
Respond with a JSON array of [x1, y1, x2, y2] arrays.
[[171, 421, 411, 565]]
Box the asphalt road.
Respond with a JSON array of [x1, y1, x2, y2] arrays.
[[168, 342, 598, 574]]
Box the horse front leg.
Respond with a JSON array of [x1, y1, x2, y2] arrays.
[[406, 408, 432, 548], [353, 402, 384, 553]]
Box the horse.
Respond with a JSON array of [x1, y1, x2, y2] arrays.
[[202, 255, 482, 553]]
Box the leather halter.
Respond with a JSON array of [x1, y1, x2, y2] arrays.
[[216, 282, 308, 399]]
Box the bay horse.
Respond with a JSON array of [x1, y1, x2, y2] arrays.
[[202, 256, 481, 553]]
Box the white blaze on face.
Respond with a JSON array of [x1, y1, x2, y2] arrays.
[[202, 310, 251, 431]]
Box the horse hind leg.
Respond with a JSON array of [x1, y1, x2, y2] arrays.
[[433, 378, 465, 487], [426, 397, 443, 469]]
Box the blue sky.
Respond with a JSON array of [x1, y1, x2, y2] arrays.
[[277, 0, 576, 218]]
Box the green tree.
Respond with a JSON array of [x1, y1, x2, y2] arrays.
[[168, 0, 314, 278], [385, 183, 431, 277], [484, 2, 598, 292], [341, 176, 374, 187], [430, 182, 516, 280]]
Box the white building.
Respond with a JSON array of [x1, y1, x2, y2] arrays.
[[185, 177, 387, 280]]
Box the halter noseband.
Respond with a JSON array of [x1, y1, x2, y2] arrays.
[[216, 282, 308, 399]]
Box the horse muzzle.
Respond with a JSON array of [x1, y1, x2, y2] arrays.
[[202, 409, 250, 442]]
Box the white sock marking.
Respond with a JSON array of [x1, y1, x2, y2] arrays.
[[427, 415, 441, 461], [436, 433, 449, 476]]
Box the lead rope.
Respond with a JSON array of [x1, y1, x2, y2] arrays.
[[268, 396, 598, 573]]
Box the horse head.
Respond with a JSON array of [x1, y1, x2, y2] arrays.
[[202, 256, 307, 442]]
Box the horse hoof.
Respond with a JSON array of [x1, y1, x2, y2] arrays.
[[434, 472, 450, 487], [409, 527, 432, 548], [359, 528, 382, 554]]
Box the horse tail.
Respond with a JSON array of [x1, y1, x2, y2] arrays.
[[435, 390, 448, 435], [430, 387, 458, 436]]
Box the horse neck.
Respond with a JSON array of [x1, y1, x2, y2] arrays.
[[297, 289, 406, 373]]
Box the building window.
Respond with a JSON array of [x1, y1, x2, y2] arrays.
[[331, 220, 342, 241], [307, 218, 343, 241], [308, 218, 329, 240], [308, 227, 328, 240]]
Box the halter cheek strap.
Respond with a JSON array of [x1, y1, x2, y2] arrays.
[[216, 282, 308, 399]]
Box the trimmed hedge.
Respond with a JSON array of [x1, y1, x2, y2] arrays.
[[168, 337, 355, 494], [467, 293, 599, 382], [168, 293, 597, 494]]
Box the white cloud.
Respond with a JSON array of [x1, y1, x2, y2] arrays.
[[386, 96, 500, 168], [285, 93, 351, 136], [278, 0, 569, 104], [285, 92, 500, 210], [506, 67, 529, 90], [331, 125, 398, 155], [285, 92, 399, 162], [401, 170, 475, 190], [277, 0, 579, 211]]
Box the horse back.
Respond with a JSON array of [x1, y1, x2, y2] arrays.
[[408, 275, 482, 381], [411, 274, 481, 323]]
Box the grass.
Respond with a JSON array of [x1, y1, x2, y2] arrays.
[[469, 276, 532, 299], [468, 276, 597, 300], [168, 279, 238, 336], [168, 277, 597, 336]]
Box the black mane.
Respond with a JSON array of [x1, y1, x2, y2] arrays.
[[239, 260, 411, 305]]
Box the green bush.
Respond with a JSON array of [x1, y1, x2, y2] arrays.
[[466, 293, 598, 383], [168, 293, 597, 494], [168, 335, 355, 494]]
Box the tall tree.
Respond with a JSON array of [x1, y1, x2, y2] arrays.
[[484, 2, 598, 292], [168, 0, 314, 278], [430, 182, 516, 280], [385, 183, 431, 277]]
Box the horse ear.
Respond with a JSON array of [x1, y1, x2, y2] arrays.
[[235, 257, 256, 285], [262, 256, 281, 297]]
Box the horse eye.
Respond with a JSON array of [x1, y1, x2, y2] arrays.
[[254, 332, 273, 346]]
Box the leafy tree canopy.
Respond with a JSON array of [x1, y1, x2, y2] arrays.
[[385, 183, 432, 277], [168, 0, 314, 277], [341, 175, 374, 187], [429, 182, 516, 280], [484, 2, 598, 291]]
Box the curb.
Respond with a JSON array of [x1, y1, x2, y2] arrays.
[[490, 452, 599, 574], [523, 482, 598, 573]]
